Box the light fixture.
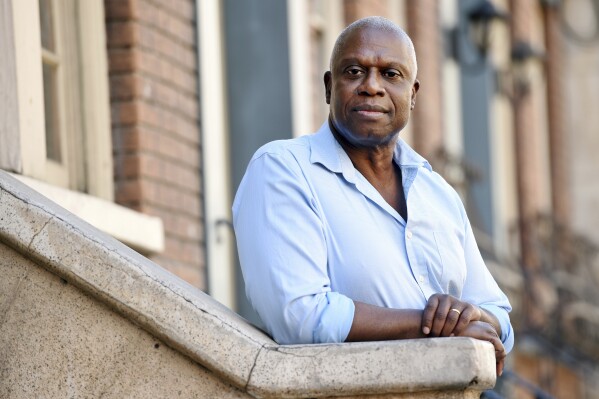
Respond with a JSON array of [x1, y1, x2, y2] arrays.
[[496, 40, 545, 101], [447, 0, 509, 74], [467, 0, 509, 58], [511, 41, 545, 97]]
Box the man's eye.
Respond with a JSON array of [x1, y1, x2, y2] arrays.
[[384, 71, 401, 78], [346, 68, 363, 75]]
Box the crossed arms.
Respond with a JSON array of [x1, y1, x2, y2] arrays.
[[348, 295, 506, 376]]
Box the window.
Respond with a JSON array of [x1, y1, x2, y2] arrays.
[[39, 0, 70, 187], [6, 0, 113, 200], [1, 0, 163, 256], [308, 0, 343, 131]]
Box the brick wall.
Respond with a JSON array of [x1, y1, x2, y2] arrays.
[[406, 0, 444, 162], [343, 0, 390, 24], [104, 0, 205, 289]]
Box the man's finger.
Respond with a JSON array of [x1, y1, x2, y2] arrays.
[[430, 296, 452, 337], [490, 336, 506, 375], [452, 305, 476, 335], [422, 295, 440, 335], [497, 358, 504, 377], [441, 306, 463, 337]]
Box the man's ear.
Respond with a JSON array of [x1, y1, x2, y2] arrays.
[[410, 79, 420, 110], [324, 71, 332, 104]]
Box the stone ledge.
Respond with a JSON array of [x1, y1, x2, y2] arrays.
[[0, 170, 496, 398], [249, 338, 495, 398]]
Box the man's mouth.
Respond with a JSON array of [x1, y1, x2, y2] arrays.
[[354, 105, 388, 117]]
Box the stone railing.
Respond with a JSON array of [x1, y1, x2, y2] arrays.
[[0, 171, 496, 398]]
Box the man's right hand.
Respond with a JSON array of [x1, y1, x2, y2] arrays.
[[456, 320, 506, 377]]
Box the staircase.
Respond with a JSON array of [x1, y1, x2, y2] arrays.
[[0, 171, 496, 398]]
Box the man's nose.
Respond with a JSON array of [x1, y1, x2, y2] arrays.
[[357, 71, 385, 96]]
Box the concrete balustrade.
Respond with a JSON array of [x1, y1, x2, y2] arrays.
[[0, 171, 496, 398]]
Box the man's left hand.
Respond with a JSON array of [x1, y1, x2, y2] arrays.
[[421, 293, 482, 337]]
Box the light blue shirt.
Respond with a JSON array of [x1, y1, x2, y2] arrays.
[[233, 122, 514, 352]]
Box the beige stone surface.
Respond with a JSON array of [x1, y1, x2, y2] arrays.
[[0, 242, 248, 398], [248, 339, 495, 398], [0, 171, 497, 398], [0, 171, 273, 389]]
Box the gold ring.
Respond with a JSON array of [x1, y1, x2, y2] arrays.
[[450, 308, 461, 316]]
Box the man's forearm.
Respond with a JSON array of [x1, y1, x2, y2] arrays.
[[345, 301, 426, 342], [346, 299, 503, 342]]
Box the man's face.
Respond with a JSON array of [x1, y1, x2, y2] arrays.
[[325, 27, 419, 147]]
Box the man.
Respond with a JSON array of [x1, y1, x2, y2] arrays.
[[233, 16, 513, 376]]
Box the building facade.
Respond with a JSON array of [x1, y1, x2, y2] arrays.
[[2, 0, 599, 397]]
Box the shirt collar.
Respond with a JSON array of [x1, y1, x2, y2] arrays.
[[394, 138, 432, 172], [309, 121, 432, 175]]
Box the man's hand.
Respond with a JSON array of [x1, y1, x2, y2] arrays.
[[421, 293, 482, 337], [456, 321, 506, 376]]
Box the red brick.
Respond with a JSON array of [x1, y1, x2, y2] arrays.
[[111, 101, 139, 125], [143, 205, 203, 241], [137, 24, 196, 71], [153, 0, 195, 27], [168, 58, 197, 87], [344, 0, 390, 24], [135, 50, 197, 96], [138, 179, 201, 217], [108, 49, 141, 73], [135, 102, 199, 144], [104, 0, 139, 20], [139, 154, 165, 180], [137, 3, 195, 47], [114, 179, 142, 204], [135, 127, 200, 168], [114, 153, 141, 178], [182, 241, 203, 264], [106, 21, 139, 47], [135, 127, 162, 152], [165, 162, 200, 193], [150, 254, 205, 289], [137, 101, 162, 127], [162, 238, 203, 265], [161, 11, 195, 47], [114, 127, 141, 151], [136, 49, 163, 77], [109, 73, 143, 100], [137, 0, 160, 26]]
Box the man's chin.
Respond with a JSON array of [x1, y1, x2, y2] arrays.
[[330, 120, 400, 148], [350, 126, 399, 146], [347, 132, 399, 149]]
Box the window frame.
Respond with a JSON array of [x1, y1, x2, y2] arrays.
[[10, 0, 113, 201]]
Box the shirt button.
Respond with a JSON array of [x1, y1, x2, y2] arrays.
[[406, 230, 413, 239], [418, 274, 425, 283]]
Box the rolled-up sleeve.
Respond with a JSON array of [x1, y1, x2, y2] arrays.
[[232, 148, 355, 345], [458, 196, 515, 353]]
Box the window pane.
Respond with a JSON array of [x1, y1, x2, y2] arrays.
[[43, 62, 61, 162], [39, 0, 55, 51]]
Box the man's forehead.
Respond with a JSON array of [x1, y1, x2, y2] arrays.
[[334, 27, 412, 65], [344, 26, 407, 48]]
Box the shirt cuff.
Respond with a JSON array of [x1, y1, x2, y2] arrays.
[[480, 304, 514, 353], [313, 292, 355, 343]]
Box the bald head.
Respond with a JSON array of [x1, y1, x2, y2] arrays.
[[330, 16, 417, 78]]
